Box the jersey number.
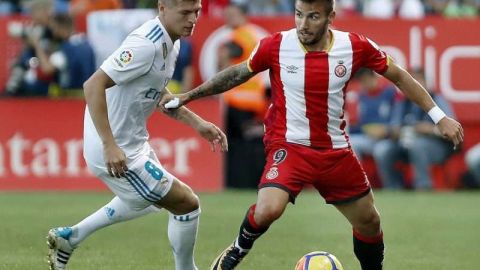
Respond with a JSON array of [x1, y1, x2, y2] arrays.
[[145, 161, 163, 180]]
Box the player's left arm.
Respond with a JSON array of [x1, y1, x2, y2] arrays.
[[157, 89, 228, 152], [382, 63, 464, 147]]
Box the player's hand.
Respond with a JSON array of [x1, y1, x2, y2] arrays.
[[158, 93, 188, 112], [197, 121, 228, 152], [103, 143, 128, 178], [437, 117, 464, 150]]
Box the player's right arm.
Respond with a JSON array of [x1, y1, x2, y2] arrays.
[[83, 70, 127, 178], [159, 61, 256, 110], [159, 34, 275, 110]]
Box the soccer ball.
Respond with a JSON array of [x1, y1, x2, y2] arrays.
[[295, 251, 343, 270]]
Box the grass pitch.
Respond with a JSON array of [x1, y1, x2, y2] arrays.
[[0, 190, 479, 270]]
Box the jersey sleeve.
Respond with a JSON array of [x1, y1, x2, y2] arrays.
[[359, 35, 390, 74], [247, 34, 276, 73], [100, 35, 156, 85]]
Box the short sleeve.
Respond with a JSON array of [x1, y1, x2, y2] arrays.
[[360, 35, 390, 74], [247, 34, 277, 73], [100, 35, 156, 85]]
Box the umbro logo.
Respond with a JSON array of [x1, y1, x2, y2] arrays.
[[286, 65, 299, 74]]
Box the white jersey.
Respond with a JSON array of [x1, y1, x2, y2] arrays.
[[84, 17, 180, 168]]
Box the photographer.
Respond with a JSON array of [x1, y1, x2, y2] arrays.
[[29, 13, 95, 97], [5, 0, 55, 96]]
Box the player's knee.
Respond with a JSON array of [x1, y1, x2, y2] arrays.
[[182, 188, 200, 212], [174, 185, 200, 214], [254, 204, 284, 227], [357, 211, 381, 234]]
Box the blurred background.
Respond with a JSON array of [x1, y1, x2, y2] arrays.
[[0, 0, 479, 192], [0, 1, 479, 269]]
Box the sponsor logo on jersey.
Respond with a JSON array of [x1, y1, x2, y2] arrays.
[[273, 149, 287, 165], [145, 88, 161, 100], [266, 167, 279, 180], [119, 49, 134, 65]]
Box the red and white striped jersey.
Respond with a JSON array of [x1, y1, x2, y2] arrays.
[[248, 28, 390, 149]]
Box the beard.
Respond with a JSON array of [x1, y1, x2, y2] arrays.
[[297, 22, 329, 46]]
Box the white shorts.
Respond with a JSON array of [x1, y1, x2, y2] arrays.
[[87, 148, 175, 210]]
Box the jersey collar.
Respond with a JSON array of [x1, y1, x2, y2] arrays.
[[156, 17, 174, 51]]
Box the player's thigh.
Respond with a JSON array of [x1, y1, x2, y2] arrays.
[[87, 154, 175, 211], [154, 178, 199, 215], [334, 191, 380, 228], [313, 148, 371, 204]]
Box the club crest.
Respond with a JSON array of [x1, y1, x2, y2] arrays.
[[334, 64, 347, 77]]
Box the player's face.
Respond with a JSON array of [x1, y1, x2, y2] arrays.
[[294, 1, 335, 46], [159, 0, 201, 39]]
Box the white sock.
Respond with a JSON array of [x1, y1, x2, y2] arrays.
[[69, 196, 159, 247], [168, 208, 201, 270]]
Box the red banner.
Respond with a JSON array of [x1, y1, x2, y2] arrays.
[[0, 98, 224, 191]]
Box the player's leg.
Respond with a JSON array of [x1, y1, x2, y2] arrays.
[[47, 168, 160, 270], [154, 178, 201, 270], [335, 191, 384, 270], [315, 148, 383, 270], [211, 187, 290, 270]]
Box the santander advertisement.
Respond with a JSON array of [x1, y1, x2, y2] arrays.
[[0, 99, 223, 191]]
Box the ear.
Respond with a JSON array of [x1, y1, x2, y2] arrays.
[[158, 1, 166, 15], [328, 11, 336, 24]]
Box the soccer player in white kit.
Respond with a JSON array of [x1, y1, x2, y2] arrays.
[[46, 1, 226, 270]]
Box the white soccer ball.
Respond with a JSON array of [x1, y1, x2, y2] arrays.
[[295, 251, 344, 270]]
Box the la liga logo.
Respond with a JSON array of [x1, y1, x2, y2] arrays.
[[119, 49, 133, 65]]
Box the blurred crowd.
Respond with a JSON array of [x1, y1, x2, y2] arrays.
[[0, 0, 479, 18]]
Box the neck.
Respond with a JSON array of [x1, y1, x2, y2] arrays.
[[158, 16, 179, 42]]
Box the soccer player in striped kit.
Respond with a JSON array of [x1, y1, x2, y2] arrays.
[[161, 0, 464, 269], [46, 1, 227, 270]]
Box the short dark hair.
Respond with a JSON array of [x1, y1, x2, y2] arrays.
[[51, 13, 73, 29], [296, 0, 335, 14]]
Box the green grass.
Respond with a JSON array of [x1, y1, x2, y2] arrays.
[[1, 190, 479, 270]]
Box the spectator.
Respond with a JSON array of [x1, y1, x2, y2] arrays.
[[69, 0, 122, 32], [399, 0, 426, 19], [443, 0, 478, 17], [201, 0, 230, 17], [465, 143, 480, 187], [69, 0, 122, 16], [349, 68, 397, 161], [4, 0, 55, 96], [362, 0, 395, 18], [135, 0, 157, 9], [0, 0, 21, 15], [232, 0, 294, 15], [28, 13, 96, 97], [167, 38, 194, 94], [220, 3, 268, 188], [373, 68, 457, 190]]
